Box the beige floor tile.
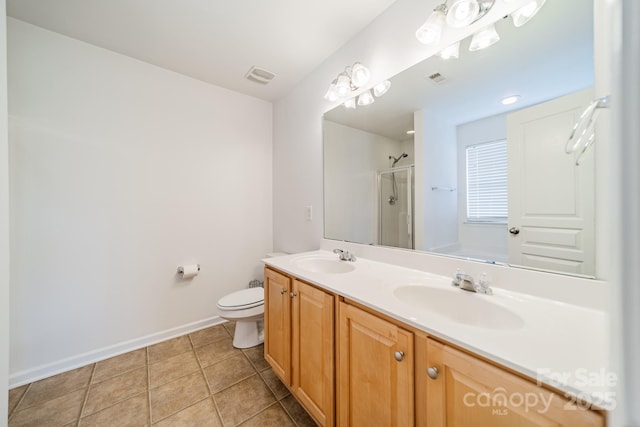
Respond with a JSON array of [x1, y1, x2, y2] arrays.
[[194, 337, 241, 368], [189, 325, 230, 348], [260, 368, 290, 400], [83, 366, 147, 416], [148, 335, 192, 364], [239, 403, 295, 427], [153, 398, 222, 427], [8, 384, 29, 416], [242, 344, 270, 372], [214, 374, 276, 427], [150, 371, 209, 422], [92, 348, 147, 384], [9, 388, 85, 427], [281, 395, 318, 427], [222, 321, 235, 337], [19, 365, 93, 410], [203, 353, 256, 393], [79, 392, 148, 427], [149, 350, 200, 388]]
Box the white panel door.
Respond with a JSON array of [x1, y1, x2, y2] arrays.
[[507, 88, 595, 276]]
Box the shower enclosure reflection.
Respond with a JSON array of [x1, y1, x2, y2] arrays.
[[378, 165, 414, 249]]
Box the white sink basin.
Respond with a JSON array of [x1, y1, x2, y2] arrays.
[[293, 256, 356, 274], [393, 285, 524, 330]]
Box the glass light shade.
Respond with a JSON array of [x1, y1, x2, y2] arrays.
[[415, 8, 446, 45], [437, 41, 461, 60], [323, 83, 339, 102], [357, 90, 375, 106], [350, 63, 371, 88], [334, 74, 351, 97], [469, 25, 500, 51], [446, 0, 480, 28], [373, 80, 391, 97], [343, 97, 357, 109], [511, 0, 546, 27]]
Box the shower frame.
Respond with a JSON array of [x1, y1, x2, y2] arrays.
[[376, 165, 414, 249]]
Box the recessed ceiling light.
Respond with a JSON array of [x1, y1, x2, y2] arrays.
[[501, 95, 521, 105]]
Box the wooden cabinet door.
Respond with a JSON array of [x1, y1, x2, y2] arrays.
[[338, 302, 414, 427], [292, 279, 335, 427], [422, 337, 605, 427], [264, 267, 291, 384]]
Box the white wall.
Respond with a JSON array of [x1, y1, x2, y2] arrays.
[[7, 19, 273, 385], [456, 113, 508, 259], [418, 109, 458, 251], [1, 0, 11, 420]]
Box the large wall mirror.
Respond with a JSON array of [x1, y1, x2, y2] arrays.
[[323, 0, 598, 278]]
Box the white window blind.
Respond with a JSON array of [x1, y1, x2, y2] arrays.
[[466, 139, 508, 222]]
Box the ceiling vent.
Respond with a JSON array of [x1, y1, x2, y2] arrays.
[[427, 72, 447, 85], [245, 66, 276, 85]]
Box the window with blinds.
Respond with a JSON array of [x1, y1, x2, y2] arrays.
[[466, 139, 508, 223]]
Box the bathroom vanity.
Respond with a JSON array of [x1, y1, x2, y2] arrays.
[[263, 251, 609, 427]]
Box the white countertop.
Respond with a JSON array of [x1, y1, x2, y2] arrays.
[[263, 250, 614, 411]]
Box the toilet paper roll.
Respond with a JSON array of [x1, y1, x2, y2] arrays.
[[179, 264, 199, 279]]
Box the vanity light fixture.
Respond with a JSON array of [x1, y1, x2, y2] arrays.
[[324, 62, 371, 102], [323, 64, 391, 109], [416, 0, 496, 46], [406, 130, 416, 135], [500, 94, 520, 105], [469, 24, 500, 51]]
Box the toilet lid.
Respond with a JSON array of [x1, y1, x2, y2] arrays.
[[218, 287, 264, 309]]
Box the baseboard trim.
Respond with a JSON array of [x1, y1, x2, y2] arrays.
[[9, 316, 226, 388]]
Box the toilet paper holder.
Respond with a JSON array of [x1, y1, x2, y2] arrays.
[[177, 264, 201, 274]]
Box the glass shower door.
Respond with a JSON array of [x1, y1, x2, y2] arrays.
[[378, 166, 414, 249]]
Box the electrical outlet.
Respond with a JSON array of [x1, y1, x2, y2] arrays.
[[305, 206, 313, 221]]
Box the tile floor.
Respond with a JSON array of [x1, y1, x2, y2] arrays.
[[7, 322, 318, 427]]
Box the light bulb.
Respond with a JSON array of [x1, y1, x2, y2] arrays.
[[350, 63, 371, 88], [446, 0, 480, 28], [334, 74, 351, 97], [415, 6, 446, 45], [511, 0, 546, 27], [437, 42, 460, 60], [469, 24, 500, 51], [501, 95, 520, 105], [373, 80, 391, 97], [357, 90, 375, 106], [343, 97, 356, 109], [323, 83, 339, 102]]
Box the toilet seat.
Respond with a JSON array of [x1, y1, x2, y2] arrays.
[[217, 287, 264, 311]]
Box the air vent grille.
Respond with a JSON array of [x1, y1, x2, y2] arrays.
[[427, 72, 447, 85], [245, 66, 276, 85]]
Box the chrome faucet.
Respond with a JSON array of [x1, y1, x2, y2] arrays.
[[333, 249, 356, 262], [452, 270, 493, 295]]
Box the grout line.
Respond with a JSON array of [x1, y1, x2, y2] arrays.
[[7, 382, 32, 423], [190, 332, 226, 426], [76, 363, 97, 426]]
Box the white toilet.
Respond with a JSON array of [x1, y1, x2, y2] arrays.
[[217, 287, 265, 348]]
